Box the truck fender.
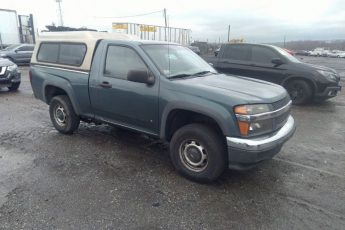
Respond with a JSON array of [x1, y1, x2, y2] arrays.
[[42, 78, 82, 115], [160, 101, 236, 140]]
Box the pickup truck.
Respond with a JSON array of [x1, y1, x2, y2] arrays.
[[206, 43, 341, 105], [30, 32, 296, 182]]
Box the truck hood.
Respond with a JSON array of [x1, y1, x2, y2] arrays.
[[171, 73, 288, 105]]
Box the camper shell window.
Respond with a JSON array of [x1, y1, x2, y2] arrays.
[[37, 42, 87, 66]]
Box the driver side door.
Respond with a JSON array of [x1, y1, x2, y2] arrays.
[[90, 44, 159, 135]]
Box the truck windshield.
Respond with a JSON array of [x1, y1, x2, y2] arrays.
[[141, 44, 216, 78]]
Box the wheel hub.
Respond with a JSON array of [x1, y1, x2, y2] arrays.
[[54, 105, 67, 126], [186, 146, 202, 163], [179, 140, 208, 172]]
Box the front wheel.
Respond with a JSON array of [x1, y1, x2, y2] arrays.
[[286, 80, 313, 105], [49, 95, 80, 134], [169, 123, 227, 183]]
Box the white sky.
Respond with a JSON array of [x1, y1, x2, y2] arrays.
[[1, 0, 345, 42]]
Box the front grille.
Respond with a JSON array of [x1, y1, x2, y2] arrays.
[[274, 112, 289, 130], [272, 96, 290, 110], [272, 96, 291, 131]]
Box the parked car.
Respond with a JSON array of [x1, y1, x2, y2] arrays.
[[30, 32, 296, 182], [338, 52, 345, 58], [205, 43, 341, 105], [328, 52, 339, 58], [188, 46, 201, 55], [0, 44, 35, 65], [0, 58, 21, 91], [295, 50, 310, 56]]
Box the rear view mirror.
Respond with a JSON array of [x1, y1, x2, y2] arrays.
[[271, 58, 284, 65], [127, 69, 154, 85]]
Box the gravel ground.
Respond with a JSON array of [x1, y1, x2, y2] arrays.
[[0, 64, 344, 229]]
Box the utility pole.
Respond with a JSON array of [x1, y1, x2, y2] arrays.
[[227, 25, 230, 42], [164, 8, 167, 41], [56, 0, 64, 26], [29, 14, 36, 43], [283, 35, 286, 48]]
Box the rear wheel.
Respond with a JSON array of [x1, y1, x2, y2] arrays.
[[49, 95, 80, 134], [286, 80, 312, 105], [8, 82, 20, 91], [169, 123, 227, 183]]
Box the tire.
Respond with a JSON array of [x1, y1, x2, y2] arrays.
[[169, 123, 227, 183], [286, 80, 313, 105], [8, 82, 20, 91], [49, 95, 80, 134]]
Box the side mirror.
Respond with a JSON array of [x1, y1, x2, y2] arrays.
[[127, 69, 154, 85], [271, 58, 284, 65], [14, 49, 19, 53]]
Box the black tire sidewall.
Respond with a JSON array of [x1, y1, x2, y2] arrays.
[[169, 124, 227, 183], [287, 80, 312, 105], [49, 95, 80, 134]]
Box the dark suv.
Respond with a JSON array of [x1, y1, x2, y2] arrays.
[[0, 44, 35, 65], [207, 43, 342, 105]]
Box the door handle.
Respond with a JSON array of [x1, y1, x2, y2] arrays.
[[99, 81, 112, 88]]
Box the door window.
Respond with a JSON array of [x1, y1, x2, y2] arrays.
[[222, 45, 251, 61], [251, 46, 280, 64], [104, 46, 147, 80]]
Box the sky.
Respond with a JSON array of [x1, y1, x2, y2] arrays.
[[1, 0, 345, 43]]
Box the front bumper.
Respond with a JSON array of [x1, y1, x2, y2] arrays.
[[315, 85, 342, 99], [0, 70, 21, 87], [226, 115, 296, 170]]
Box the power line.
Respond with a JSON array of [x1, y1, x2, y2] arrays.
[[94, 10, 163, 19]]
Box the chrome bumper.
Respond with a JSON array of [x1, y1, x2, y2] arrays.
[[227, 115, 296, 152]]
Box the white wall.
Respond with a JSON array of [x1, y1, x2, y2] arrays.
[[0, 10, 20, 45]]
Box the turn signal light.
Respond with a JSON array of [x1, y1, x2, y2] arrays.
[[238, 121, 249, 136]]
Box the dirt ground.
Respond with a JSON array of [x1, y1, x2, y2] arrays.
[[0, 58, 344, 229]]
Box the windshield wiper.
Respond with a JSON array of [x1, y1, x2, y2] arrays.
[[191, 71, 214, 76], [168, 71, 215, 79], [168, 73, 192, 79]]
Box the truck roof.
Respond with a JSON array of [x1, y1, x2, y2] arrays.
[[37, 31, 140, 42]]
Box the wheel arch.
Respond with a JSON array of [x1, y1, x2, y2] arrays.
[[160, 102, 234, 142], [281, 76, 317, 95], [43, 82, 81, 115]]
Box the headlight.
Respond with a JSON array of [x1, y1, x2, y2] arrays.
[[317, 70, 338, 82], [234, 104, 274, 137], [7, 64, 18, 72]]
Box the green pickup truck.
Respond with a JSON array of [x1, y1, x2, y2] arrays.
[[30, 32, 296, 182]]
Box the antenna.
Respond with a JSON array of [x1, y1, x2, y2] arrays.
[[56, 0, 64, 26]]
